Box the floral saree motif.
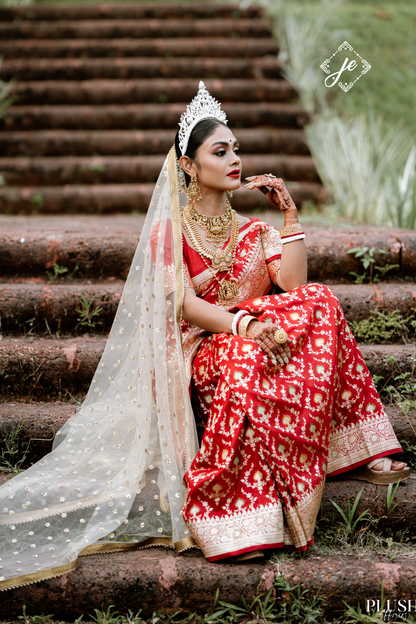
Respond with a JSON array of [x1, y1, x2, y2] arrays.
[[181, 220, 401, 560]]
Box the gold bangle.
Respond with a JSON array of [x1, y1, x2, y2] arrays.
[[238, 315, 256, 338], [274, 329, 288, 344], [279, 223, 303, 237]]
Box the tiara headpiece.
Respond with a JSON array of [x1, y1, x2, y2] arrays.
[[178, 81, 228, 156]]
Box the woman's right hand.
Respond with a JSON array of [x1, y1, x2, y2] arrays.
[[246, 320, 291, 367]]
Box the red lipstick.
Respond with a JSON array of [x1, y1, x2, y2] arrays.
[[227, 170, 240, 178]]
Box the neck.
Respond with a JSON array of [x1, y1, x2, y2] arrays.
[[193, 188, 228, 216]]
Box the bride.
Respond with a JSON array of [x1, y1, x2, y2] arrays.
[[0, 82, 409, 589]]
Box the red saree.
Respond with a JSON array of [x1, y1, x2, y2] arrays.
[[180, 219, 402, 560]]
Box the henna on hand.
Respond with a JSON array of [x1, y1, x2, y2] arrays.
[[245, 174, 299, 226], [245, 320, 291, 367]]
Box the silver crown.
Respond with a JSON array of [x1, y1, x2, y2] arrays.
[[178, 81, 228, 155]]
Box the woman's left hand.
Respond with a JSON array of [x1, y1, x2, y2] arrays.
[[246, 321, 292, 367], [245, 174, 297, 213]]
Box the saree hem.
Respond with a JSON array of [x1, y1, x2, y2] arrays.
[[206, 536, 315, 561], [327, 446, 403, 477], [207, 542, 284, 562]]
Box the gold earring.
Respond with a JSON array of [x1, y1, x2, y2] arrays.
[[186, 176, 202, 202]]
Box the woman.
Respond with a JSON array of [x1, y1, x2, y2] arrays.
[[0, 83, 408, 590]]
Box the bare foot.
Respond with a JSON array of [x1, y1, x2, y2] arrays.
[[370, 458, 407, 471]]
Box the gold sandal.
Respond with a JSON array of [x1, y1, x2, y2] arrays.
[[350, 458, 411, 485]]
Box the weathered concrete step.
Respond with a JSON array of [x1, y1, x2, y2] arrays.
[[1, 401, 414, 466], [0, 337, 414, 400], [2, 282, 416, 335], [0, 128, 310, 158], [0, 544, 415, 618], [0, 18, 272, 40], [0, 182, 324, 215], [0, 37, 279, 60], [0, 2, 262, 21], [331, 283, 416, 321], [1, 102, 308, 131], [0, 281, 124, 333], [0, 219, 414, 280], [0, 57, 284, 82], [0, 155, 319, 186], [10, 78, 296, 106]]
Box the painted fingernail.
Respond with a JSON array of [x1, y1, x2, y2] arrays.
[[284, 357, 289, 364], [271, 356, 277, 365], [278, 357, 284, 365], [245, 176, 254, 180]]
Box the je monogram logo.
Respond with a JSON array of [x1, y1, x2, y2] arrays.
[[320, 41, 371, 92]]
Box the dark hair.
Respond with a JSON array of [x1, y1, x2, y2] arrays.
[[174, 117, 229, 186]]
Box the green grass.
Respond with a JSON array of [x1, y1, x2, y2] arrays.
[[265, 0, 416, 140], [328, 2, 416, 139], [30, 0, 211, 4]]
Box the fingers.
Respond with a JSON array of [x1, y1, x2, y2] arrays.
[[251, 327, 292, 366]]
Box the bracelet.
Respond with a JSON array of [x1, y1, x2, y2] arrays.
[[279, 223, 303, 237], [232, 310, 249, 336], [238, 315, 257, 338], [281, 233, 306, 245]]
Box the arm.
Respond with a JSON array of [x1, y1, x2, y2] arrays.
[[246, 175, 307, 291], [182, 287, 291, 365], [277, 239, 307, 292], [182, 287, 234, 334]]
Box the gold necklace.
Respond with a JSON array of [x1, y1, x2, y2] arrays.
[[181, 204, 240, 305], [189, 200, 233, 246], [182, 204, 239, 272]]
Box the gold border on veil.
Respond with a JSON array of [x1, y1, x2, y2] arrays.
[[168, 145, 184, 324]]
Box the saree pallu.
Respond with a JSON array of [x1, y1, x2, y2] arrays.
[[182, 283, 402, 560]]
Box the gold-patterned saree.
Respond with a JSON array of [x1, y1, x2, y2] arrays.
[[180, 219, 402, 560]]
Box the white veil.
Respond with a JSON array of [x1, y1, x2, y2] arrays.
[[0, 147, 199, 591]]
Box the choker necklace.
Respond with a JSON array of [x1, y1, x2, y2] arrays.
[[189, 200, 233, 246]]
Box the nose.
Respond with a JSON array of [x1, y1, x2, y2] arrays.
[[231, 151, 241, 166]]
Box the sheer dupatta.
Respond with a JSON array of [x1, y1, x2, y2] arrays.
[[0, 147, 199, 592]]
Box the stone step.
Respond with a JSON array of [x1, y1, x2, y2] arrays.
[[0, 154, 319, 186], [1, 281, 416, 335], [0, 182, 325, 215], [0, 538, 415, 618], [0, 18, 273, 40], [0, 2, 263, 21], [0, 37, 279, 60], [2, 102, 308, 131], [1, 401, 414, 467], [0, 218, 413, 280], [10, 78, 296, 106], [0, 57, 284, 82], [0, 280, 124, 333], [0, 128, 310, 158], [0, 337, 413, 401]]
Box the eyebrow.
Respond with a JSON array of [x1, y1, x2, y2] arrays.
[[210, 140, 239, 148]]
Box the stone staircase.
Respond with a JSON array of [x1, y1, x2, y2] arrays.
[[0, 2, 416, 619], [0, 1, 324, 215]]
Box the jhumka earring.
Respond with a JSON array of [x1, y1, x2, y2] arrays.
[[185, 176, 202, 203]]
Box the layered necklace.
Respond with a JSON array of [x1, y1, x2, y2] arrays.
[[181, 198, 240, 305]]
